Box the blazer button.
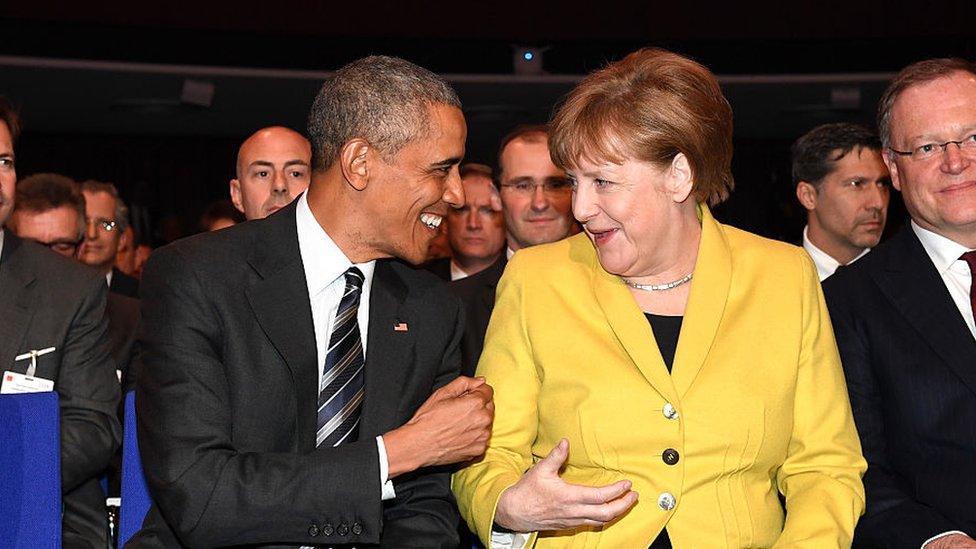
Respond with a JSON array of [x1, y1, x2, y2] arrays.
[[352, 522, 364, 535], [308, 524, 320, 537], [662, 403, 678, 420], [337, 522, 350, 536], [658, 492, 676, 511], [322, 523, 335, 536], [662, 448, 680, 465]]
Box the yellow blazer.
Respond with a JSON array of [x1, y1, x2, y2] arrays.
[[453, 206, 865, 548]]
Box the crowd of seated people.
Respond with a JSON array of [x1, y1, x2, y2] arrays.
[[1, 49, 975, 549]]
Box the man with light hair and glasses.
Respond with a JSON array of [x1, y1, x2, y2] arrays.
[[79, 180, 140, 298], [132, 56, 493, 548], [449, 124, 578, 375], [824, 58, 976, 548]]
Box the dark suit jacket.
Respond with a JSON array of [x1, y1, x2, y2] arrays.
[[0, 232, 122, 549], [110, 266, 140, 298], [448, 256, 506, 377], [132, 201, 464, 548], [823, 224, 976, 548], [421, 256, 452, 282], [106, 293, 139, 387]]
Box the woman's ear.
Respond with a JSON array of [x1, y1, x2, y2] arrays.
[[339, 138, 372, 191], [668, 152, 694, 203]]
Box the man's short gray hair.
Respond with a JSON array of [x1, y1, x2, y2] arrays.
[[307, 55, 462, 171], [80, 180, 129, 232]]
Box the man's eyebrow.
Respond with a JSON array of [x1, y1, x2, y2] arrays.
[[505, 176, 534, 184], [431, 156, 463, 169], [284, 159, 310, 167], [249, 160, 275, 169]]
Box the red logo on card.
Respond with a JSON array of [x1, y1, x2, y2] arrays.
[[5, 375, 12, 382]]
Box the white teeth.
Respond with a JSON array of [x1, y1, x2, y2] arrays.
[[420, 213, 443, 230]]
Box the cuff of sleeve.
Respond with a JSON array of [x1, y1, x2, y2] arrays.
[[376, 435, 396, 501], [922, 530, 970, 548], [490, 528, 531, 549]]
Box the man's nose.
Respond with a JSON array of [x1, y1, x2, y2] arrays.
[[530, 185, 550, 211]]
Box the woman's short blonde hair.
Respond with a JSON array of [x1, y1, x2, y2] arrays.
[[549, 48, 734, 206]]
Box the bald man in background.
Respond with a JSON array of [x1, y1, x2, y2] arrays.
[[229, 126, 312, 220]]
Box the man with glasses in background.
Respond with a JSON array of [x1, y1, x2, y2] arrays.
[[823, 58, 976, 548], [78, 180, 140, 298], [450, 124, 578, 375], [0, 99, 121, 549]]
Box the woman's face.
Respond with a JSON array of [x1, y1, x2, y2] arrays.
[[568, 155, 693, 277]]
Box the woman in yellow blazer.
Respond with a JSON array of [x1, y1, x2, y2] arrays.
[[453, 48, 866, 548]]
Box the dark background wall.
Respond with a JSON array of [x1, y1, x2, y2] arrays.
[[2, 1, 970, 244]]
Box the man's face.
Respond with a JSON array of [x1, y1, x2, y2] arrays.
[[230, 127, 312, 220], [368, 103, 466, 265], [9, 205, 82, 257], [78, 190, 123, 271], [806, 147, 890, 253], [498, 137, 574, 250], [447, 173, 505, 265], [886, 71, 976, 244], [0, 121, 15, 227]]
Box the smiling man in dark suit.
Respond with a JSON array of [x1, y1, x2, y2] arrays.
[[823, 58, 976, 549], [0, 99, 121, 549], [132, 56, 494, 548]]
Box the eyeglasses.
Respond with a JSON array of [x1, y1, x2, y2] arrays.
[[499, 178, 573, 196], [38, 238, 81, 256], [86, 217, 119, 232], [888, 134, 976, 161]]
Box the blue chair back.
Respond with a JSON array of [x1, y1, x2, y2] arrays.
[[119, 391, 151, 546], [0, 391, 62, 548]]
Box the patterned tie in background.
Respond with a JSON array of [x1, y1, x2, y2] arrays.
[[316, 266, 366, 448]]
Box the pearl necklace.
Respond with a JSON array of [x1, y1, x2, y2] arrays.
[[622, 272, 693, 292]]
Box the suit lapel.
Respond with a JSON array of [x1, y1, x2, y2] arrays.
[[672, 206, 732, 397], [360, 260, 412, 436], [244, 204, 319, 451], [874, 225, 976, 395], [0, 234, 37, 371], [479, 256, 507, 314], [591, 251, 676, 400]]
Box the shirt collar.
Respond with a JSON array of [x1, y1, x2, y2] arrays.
[[802, 225, 870, 280], [0, 228, 5, 264], [295, 192, 375, 298], [912, 220, 974, 275]]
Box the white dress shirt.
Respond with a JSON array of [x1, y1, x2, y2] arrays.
[[912, 222, 976, 339], [0, 228, 5, 261], [802, 226, 870, 282], [449, 260, 469, 281], [295, 192, 395, 500]]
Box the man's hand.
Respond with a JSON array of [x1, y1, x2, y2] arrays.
[[493, 439, 638, 533], [384, 376, 494, 477], [925, 534, 976, 549]]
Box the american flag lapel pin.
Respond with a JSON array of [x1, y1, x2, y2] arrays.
[[393, 321, 409, 332]]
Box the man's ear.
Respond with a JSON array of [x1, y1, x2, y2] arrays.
[[796, 181, 818, 211], [668, 153, 694, 203], [229, 179, 245, 214], [339, 138, 372, 191], [882, 151, 903, 192]]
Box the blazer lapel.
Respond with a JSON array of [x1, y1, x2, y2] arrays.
[[479, 256, 507, 314], [360, 260, 412, 436], [875, 225, 976, 396], [0, 234, 37, 370], [591, 252, 676, 401], [244, 204, 319, 451], [672, 206, 732, 397]]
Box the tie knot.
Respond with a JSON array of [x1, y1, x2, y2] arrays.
[[344, 266, 365, 292], [961, 250, 976, 271]]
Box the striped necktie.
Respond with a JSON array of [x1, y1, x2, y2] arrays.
[[316, 266, 366, 448]]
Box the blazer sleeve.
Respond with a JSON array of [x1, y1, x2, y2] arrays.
[[452, 255, 541, 547], [380, 293, 464, 548], [137, 246, 385, 547], [58, 275, 123, 493], [824, 275, 960, 547], [773, 251, 866, 548]]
